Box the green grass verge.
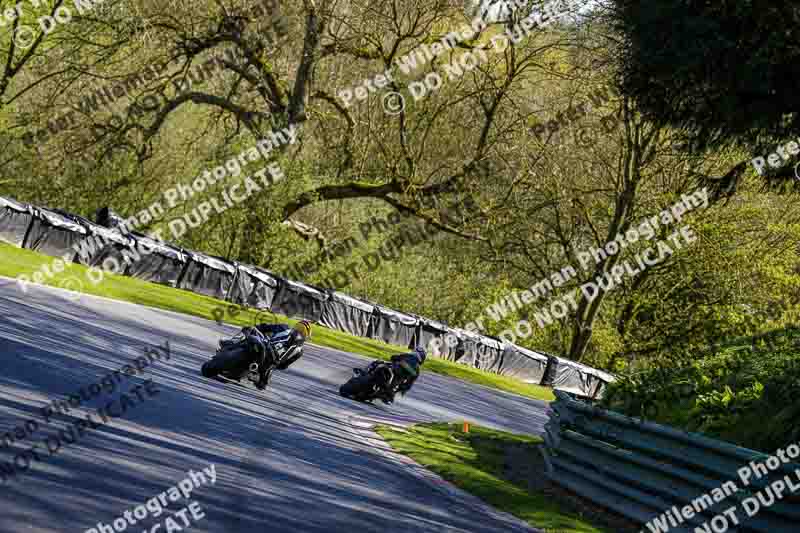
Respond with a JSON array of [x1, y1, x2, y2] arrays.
[[375, 423, 609, 533], [0, 242, 555, 401]]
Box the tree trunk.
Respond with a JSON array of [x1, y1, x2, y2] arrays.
[[566, 110, 647, 360], [568, 254, 622, 361]]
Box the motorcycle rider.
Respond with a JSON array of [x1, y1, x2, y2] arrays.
[[354, 347, 426, 404], [220, 319, 312, 389]]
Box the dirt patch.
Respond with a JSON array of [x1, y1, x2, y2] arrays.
[[502, 442, 641, 533]]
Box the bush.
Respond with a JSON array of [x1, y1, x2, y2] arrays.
[[601, 327, 800, 452]]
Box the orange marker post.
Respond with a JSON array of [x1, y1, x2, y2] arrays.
[[463, 421, 470, 433]]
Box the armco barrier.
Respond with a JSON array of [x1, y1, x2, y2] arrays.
[[0, 195, 615, 394], [270, 279, 329, 321], [542, 391, 799, 532], [367, 305, 419, 348]]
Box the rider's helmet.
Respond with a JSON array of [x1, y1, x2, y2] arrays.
[[292, 320, 312, 339], [413, 346, 427, 364]]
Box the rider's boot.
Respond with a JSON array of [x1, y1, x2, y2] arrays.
[[256, 367, 272, 390]]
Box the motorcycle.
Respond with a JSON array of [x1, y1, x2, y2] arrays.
[[201, 326, 304, 389], [339, 361, 401, 403]]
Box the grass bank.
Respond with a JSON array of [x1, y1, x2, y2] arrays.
[[0, 242, 555, 402], [376, 423, 614, 533]]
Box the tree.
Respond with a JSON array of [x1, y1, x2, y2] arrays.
[[20, 0, 577, 265], [610, 0, 800, 190]]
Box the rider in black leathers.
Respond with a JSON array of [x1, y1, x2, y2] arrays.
[[354, 347, 427, 403], [220, 320, 311, 389]]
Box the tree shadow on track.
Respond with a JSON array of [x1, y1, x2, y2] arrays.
[[0, 285, 545, 533]]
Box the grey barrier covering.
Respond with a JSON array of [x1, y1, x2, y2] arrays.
[[228, 264, 280, 309], [440, 327, 465, 361], [64, 210, 134, 267], [74, 213, 188, 286], [541, 354, 615, 399], [475, 335, 504, 373], [1, 195, 617, 392], [452, 327, 481, 365], [498, 344, 550, 384], [406, 313, 426, 349], [0, 196, 34, 247], [440, 327, 484, 362], [367, 305, 419, 347], [465, 331, 488, 366], [124, 232, 188, 287], [70, 218, 135, 267], [23, 207, 88, 259], [417, 318, 450, 357], [543, 391, 800, 532], [178, 250, 237, 300], [270, 279, 329, 321], [319, 291, 375, 337]]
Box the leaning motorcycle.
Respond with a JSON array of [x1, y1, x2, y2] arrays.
[[201, 326, 303, 389], [339, 361, 403, 403]]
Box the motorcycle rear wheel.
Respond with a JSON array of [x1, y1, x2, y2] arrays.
[[339, 374, 379, 401], [201, 346, 252, 379]]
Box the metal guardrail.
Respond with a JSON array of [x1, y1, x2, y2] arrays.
[[542, 391, 800, 532]]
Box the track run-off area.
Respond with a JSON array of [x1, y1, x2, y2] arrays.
[[0, 279, 550, 533]]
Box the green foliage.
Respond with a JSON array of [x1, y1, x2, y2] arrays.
[[603, 327, 800, 452], [612, 0, 800, 152], [604, 196, 800, 369], [377, 423, 609, 533]]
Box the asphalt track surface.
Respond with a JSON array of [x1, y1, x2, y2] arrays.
[[0, 279, 550, 533]]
